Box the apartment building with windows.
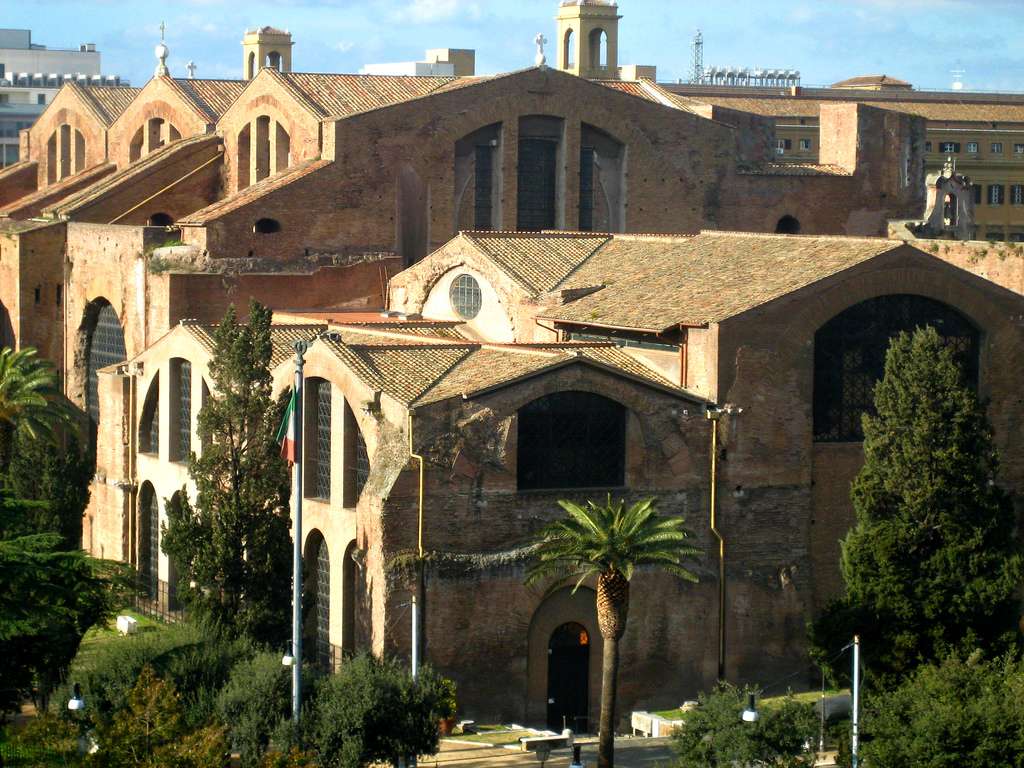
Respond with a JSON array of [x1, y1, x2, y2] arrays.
[[668, 75, 1024, 241], [0, 29, 126, 165]]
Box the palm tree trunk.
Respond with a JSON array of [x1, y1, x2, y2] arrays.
[[598, 633, 619, 768]]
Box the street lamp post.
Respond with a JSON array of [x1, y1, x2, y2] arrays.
[[290, 340, 307, 723], [851, 635, 860, 768]]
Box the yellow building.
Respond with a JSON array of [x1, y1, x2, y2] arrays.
[[667, 75, 1024, 241]]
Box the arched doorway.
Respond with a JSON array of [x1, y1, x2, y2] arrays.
[[547, 622, 590, 733], [775, 214, 801, 234]]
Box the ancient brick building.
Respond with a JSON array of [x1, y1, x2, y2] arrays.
[[3, 0, 1022, 732]]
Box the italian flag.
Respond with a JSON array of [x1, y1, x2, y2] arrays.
[[277, 389, 297, 464]]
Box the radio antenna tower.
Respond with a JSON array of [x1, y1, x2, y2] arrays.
[[691, 30, 704, 84]]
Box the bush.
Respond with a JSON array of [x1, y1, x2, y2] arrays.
[[673, 684, 817, 768], [311, 654, 453, 768], [217, 651, 318, 767], [861, 653, 1024, 767], [57, 622, 252, 728]]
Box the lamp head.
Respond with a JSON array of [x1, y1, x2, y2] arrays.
[[741, 692, 759, 723]]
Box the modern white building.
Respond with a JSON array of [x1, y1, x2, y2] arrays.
[[0, 29, 127, 165], [361, 48, 475, 77]]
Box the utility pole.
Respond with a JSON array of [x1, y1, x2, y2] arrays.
[[851, 635, 860, 768], [291, 340, 307, 723]]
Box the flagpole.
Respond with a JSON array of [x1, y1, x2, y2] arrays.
[[291, 340, 307, 724]]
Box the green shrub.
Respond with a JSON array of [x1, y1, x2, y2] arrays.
[[861, 653, 1024, 767], [311, 654, 452, 768], [217, 651, 295, 767], [673, 683, 817, 768]]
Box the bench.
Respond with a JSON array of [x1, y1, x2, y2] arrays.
[[519, 730, 573, 753]]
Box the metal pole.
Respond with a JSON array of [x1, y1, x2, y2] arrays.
[[411, 593, 419, 681], [851, 635, 860, 768], [292, 340, 307, 723]]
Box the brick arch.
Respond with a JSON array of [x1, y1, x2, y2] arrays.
[[526, 586, 602, 728], [32, 103, 104, 184]]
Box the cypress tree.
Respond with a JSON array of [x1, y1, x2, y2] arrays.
[[811, 326, 1022, 688], [162, 301, 292, 645]]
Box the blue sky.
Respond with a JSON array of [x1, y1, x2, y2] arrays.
[[10, 0, 1024, 91]]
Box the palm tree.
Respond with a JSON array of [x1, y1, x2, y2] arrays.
[[526, 496, 700, 768], [0, 347, 73, 470]]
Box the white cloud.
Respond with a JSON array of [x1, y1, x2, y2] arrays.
[[397, 0, 480, 23], [334, 40, 355, 52]]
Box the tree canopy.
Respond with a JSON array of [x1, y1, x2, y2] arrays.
[[161, 301, 292, 644], [0, 346, 74, 471], [810, 327, 1022, 687]]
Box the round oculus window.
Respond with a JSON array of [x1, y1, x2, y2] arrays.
[[449, 274, 482, 319]]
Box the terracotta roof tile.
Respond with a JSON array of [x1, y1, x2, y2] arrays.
[[742, 163, 852, 177], [535, 231, 903, 330], [462, 231, 611, 295], [279, 73, 459, 118], [173, 78, 246, 121], [73, 84, 142, 125], [177, 158, 330, 224], [182, 322, 326, 368]]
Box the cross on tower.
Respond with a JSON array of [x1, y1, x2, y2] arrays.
[[159, 21, 166, 41], [534, 33, 548, 67], [186, 61, 197, 79]]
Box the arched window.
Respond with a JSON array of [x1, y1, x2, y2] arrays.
[[342, 540, 358, 654], [344, 400, 370, 506], [306, 531, 331, 670], [454, 123, 502, 231], [266, 51, 282, 71], [148, 212, 173, 227], [275, 122, 290, 173], [255, 115, 271, 182], [129, 126, 144, 163], [237, 123, 251, 190], [304, 378, 331, 500], [254, 217, 281, 234], [563, 28, 575, 68], [170, 358, 191, 462], [0, 300, 13, 349], [589, 28, 608, 70], [247, 51, 257, 80], [775, 215, 801, 234], [139, 377, 159, 455], [580, 124, 625, 232], [813, 294, 980, 442], [517, 116, 564, 231], [166, 491, 182, 610], [84, 300, 127, 426], [517, 391, 626, 490], [138, 482, 159, 599]]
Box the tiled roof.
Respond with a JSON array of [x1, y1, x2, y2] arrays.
[[0, 163, 115, 218], [668, 92, 1024, 123], [45, 134, 221, 217], [177, 158, 330, 224], [537, 231, 903, 330], [334, 341, 472, 403], [596, 80, 657, 101], [462, 231, 611, 295], [277, 72, 460, 118], [73, 84, 142, 125], [833, 74, 911, 88], [172, 78, 246, 121], [182, 322, 326, 368]]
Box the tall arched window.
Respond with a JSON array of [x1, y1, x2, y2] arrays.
[[563, 28, 575, 68], [138, 482, 159, 599], [813, 294, 980, 442], [139, 377, 159, 455], [589, 28, 608, 69], [517, 391, 626, 490], [84, 299, 127, 426], [304, 379, 331, 500], [306, 531, 331, 670], [170, 359, 192, 462], [344, 400, 369, 506], [342, 540, 358, 654], [0, 300, 13, 349], [237, 123, 251, 190]]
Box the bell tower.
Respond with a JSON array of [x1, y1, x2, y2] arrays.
[[555, 0, 621, 79], [242, 27, 293, 81]]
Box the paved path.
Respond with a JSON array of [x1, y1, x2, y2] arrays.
[[425, 737, 676, 768]]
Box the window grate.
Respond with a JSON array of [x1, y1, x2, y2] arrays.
[[316, 538, 331, 670], [355, 427, 369, 501], [315, 380, 331, 500], [140, 381, 159, 454], [474, 145, 493, 230], [579, 147, 595, 231], [813, 294, 979, 442], [177, 361, 191, 461], [449, 274, 482, 319], [517, 138, 557, 231], [517, 391, 626, 490], [86, 303, 127, 425]]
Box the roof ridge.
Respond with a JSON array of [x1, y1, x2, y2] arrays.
[[161, 76, 219, 123], [697, 228, 893, 243], [266, 67, 326, 118]]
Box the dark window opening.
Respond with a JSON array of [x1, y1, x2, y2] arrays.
[[354, 428, 369, 501], [148, 212, 173, 226], [34, 286, 40, 304], [579, 147, 595, 231], [517, 391, 626, 490], [174, 360, 191, 461], [139, 484, 159, 599], [305, 532, 331, 671], [474, 144, 494, 230], [139, 379, 159, 455], [254, 218, 281, 234], [305, 379, 331, 500], [55, 284, 62, 306], [517, 138, 558, 231], [813, 294, 979, 442], [775, 215, 801, 235]]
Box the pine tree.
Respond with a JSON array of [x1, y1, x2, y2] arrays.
[[162, 301, 292, 645], [810, 327, 1022, 688]]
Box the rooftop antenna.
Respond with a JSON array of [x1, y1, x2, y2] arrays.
[[691, 29, 704, 84], [951, 68, 965, 91]]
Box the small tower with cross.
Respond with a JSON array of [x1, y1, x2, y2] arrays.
[[242, 26, 294, 81], [555, 0, 621, 79]]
